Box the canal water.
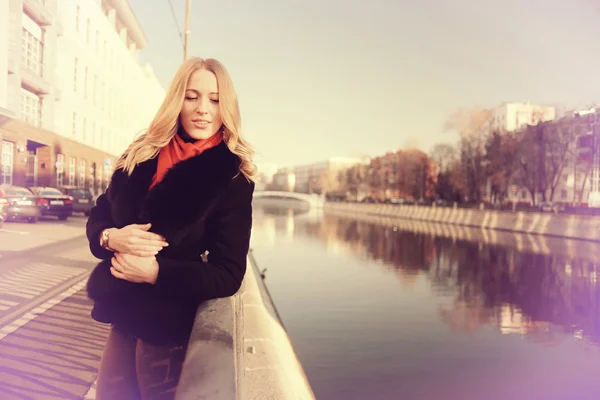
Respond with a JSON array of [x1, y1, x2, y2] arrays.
[[249, 200, 600, 400]]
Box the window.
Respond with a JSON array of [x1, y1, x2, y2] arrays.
[[21, 22, 43, 76], [75, 5, 80, 32], [86, 18, 90, 43], [89, 162, 96, 190], [95, 30, 99, 52], [561, 189, 568, 200], [21, 88, 41, 126], [93, 75, 97, 105], [82, 117, 87, 142], [1, 141, 14, 185], [56, 154, 65, 187], [69, 157, 76, 186], [72, 112, 77, 137], [101, 81, 105, 110], [84, 66, 88, 99], [8, 187, 32, 196], [73, 57, 78, 92], [521, 190, 527, 200], [79, 159, 86, 188], [39, 188, 62, 196]]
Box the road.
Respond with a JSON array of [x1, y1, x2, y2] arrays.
[[0, 215, 110, 400]]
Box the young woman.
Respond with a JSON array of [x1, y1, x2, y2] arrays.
[[86, 57, 256, 399]]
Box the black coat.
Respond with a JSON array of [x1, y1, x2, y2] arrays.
[[85, 141, 254, 345]]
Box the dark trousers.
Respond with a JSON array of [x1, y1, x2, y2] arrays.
[[96, 326, 187, 400]]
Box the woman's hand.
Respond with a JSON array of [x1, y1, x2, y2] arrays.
[[108, 223, 168, 257], [110, 253, 159, 284]]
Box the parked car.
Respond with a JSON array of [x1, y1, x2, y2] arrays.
[[59, 186, 94, 216], [0, 199, 6, 228], [29, 187, 73, 220], [0, 185, 41, 223], [538, 201, 563, 213]]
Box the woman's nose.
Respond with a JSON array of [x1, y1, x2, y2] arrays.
[[195, 98, 209, 114]]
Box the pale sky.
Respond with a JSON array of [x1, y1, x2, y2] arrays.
[[129, 0, 600, 167]]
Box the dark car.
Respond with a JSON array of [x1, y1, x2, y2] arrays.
[[0, 185, 41, 223], [59, 186, 94, 216], [29, 187, 73, 221]]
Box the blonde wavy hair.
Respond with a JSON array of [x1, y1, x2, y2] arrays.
[[116, 57, 257, 182]]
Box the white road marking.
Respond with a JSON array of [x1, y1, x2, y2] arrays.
[[0, 277, 88, 340], [84, 380, 98, 400], [0, 263, 86, 300], [0, 228, 30, 235]]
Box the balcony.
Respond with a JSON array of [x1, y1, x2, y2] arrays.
[[23, 0, 53, 26]]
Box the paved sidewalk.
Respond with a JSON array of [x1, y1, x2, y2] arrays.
[[0, 289, 110, 399]]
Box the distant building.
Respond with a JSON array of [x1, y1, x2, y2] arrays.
[[293, 157, 365, 194], [271, 167, 295, 192], [491, 102, 555, 133], [255, 161, 279, 191]]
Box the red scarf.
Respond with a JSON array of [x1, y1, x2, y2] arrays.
[[149, 131, 223, 189]]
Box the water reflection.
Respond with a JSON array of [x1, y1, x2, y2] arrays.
[[253, 205, 600, 347]]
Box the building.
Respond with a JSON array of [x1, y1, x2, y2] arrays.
[[491, 102, 555, 133], [0, 0, 163, 194], [54, 0, 164, 156], [293, 157, 365, 194], [270, 167, 295, 192], [0, 116, 116, 192], [255, 161, 279, 191], [1, 0, 62, 130], [503, 110, 600, 206]]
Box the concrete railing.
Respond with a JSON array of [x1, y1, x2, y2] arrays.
[[325, 202, 600, 241], [175, 250, 315, 400]]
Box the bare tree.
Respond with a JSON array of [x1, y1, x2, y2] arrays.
[[485, 130, 519, 203], [430, 143, 457, 173], [573, 117, 600, 203], [444, 108, 493, 202], [514, 125, 542, 204], [544, 124, 578, 201]]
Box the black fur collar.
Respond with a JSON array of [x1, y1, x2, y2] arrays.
[[109, 141, 241, 243]]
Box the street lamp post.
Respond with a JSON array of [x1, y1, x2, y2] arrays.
[[589, 113, 600, 206], [184, 0, 191, 61]]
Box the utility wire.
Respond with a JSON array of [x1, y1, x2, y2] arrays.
[[166, 0, 185, 49]]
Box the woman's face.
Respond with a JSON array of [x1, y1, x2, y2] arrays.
[[180, 69, 223, 140]]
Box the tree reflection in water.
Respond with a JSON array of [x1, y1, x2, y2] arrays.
[[255, 205, 600, 347]]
